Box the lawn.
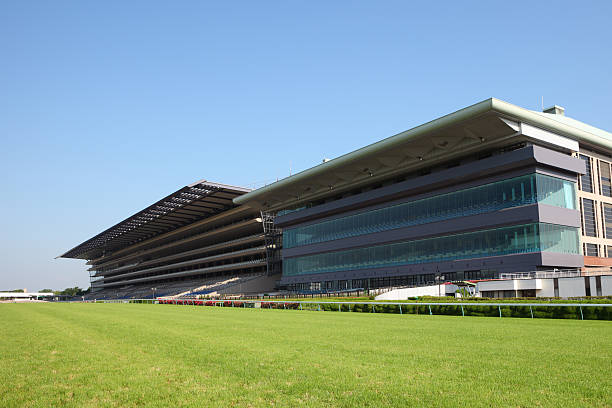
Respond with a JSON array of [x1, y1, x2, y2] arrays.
[[1, 303, 610, 407]]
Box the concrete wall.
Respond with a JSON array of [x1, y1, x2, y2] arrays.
[[375, 275, 612, 300], [558, 278, 586, 298], [477, 279, 540, 292], [477, 276, 612, 298], [375, 285, 444, 300], [538, 279, 555, 297], [601, 275, 612, 295]]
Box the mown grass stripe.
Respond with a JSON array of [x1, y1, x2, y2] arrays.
[[1, 303, 610, 407]]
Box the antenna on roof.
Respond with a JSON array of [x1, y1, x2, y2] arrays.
[[541, 96, 544, 111]]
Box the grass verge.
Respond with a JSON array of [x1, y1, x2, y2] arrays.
[[1, 303, 610, 407]]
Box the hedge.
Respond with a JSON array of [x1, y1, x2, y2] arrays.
[[146, 298, 611, 320]]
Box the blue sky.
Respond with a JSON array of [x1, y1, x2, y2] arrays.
[[1, 1, 611, 291]]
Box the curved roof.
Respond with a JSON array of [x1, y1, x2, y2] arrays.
[[234, 97, 612, 210], [60, 180, 251, 260]]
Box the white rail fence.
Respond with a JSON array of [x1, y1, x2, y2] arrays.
[[81, 299, 612, 320]]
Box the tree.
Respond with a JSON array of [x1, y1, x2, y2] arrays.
[[58, 287, 86, 297]]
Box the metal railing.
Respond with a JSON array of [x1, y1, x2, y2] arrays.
[[85, 298, 612, 320], [500, 270, 582, 280], [500, 268, 612, 280]]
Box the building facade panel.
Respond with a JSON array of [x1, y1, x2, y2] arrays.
[[277, 144, 584, 289], [576, 147, 612, 260], [232, 99, 612, 292], [284, 223, 580, 277], [282, 173, 576, 250]]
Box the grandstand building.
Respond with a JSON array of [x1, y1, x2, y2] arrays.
[[62, 98, 612, 298], [60, 181, 281, 299], [236, 98, 612, 292]]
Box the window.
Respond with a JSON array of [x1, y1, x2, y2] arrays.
[[518, 289, 536, 297], [579, 154, 593, 192], [283, 173, 577, 248], [464, 270, 482, 280], [602, 203, 612, 239], [283, 223, 580, 277], [582, 199, 597, 237], [584, 243, 599, 257], [599, 161, 612, 197]]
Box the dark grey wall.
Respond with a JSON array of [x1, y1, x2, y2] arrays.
[[279, 253, 584, 285], [277, 144, 586, 286], [276, 144, 584, 228]]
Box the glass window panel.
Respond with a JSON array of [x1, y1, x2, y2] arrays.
[[283, 173, 577, 248], [283, 223, 580, 276], [582, 198, 597, 237], [599, 161, 612, 197], [584, 243, 599, 257], [579, 154, 593, 193], [603, 203, 612, 238]]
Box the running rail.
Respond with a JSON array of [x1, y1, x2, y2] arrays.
[[88, 299, 612, 308]]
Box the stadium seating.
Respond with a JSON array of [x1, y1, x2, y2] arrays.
[[84, 273, 266, 300]]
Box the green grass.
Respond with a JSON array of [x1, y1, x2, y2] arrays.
[[1, 303, 610, 407], [268, 295, 612, 304]]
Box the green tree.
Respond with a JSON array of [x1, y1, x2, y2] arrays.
[[59, 287, 86, 297]]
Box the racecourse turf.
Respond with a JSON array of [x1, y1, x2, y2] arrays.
[[1, 303, 610, 407]]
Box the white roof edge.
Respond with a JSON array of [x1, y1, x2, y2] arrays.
[[235, 97, 612, 206]]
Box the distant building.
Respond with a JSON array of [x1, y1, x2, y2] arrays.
[[0, 292, 56, 301]]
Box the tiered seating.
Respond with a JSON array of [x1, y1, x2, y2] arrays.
[[176, 273, 265, 298], [85, 273, 266, 300]]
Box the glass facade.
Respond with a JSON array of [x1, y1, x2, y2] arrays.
[[283, 223, 580, 277], [288, 270, 499, 292], [283, 173, 576, 249]]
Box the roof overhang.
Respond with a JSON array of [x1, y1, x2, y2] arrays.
[[234, 97, 612, 211], [60, 180, 251, 260]]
